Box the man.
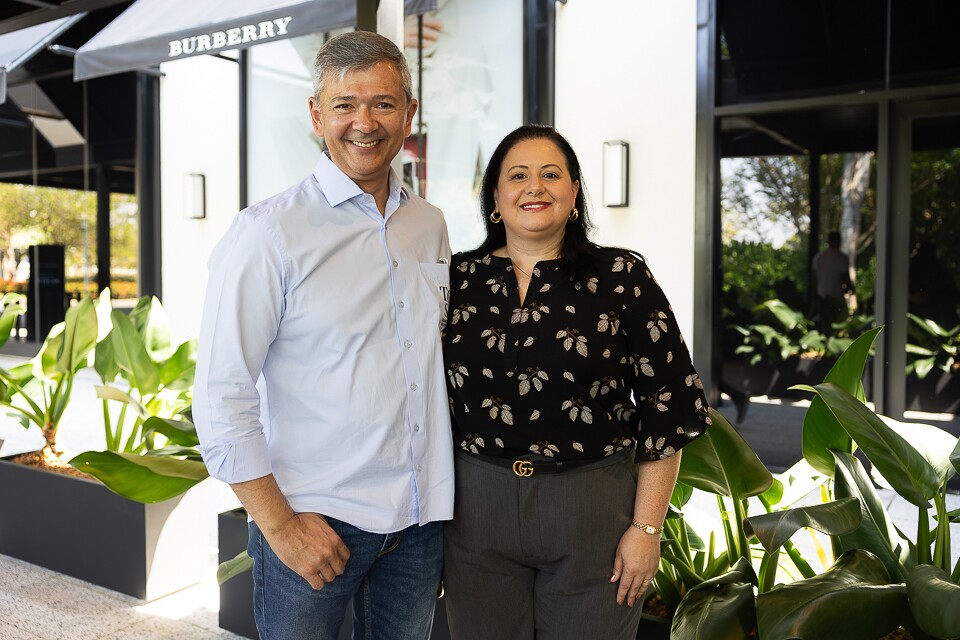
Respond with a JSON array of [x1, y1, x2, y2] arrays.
[[811, 231, 852, 328], [193, 31, 453, 640]]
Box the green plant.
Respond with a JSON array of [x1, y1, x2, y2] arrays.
[[906, 313, 960, 380], [672, 327, 960, 639], [731, 299, 871, 365], [66, 290, 207, 503], [0, 292, 26, 345], [0, 296, 97, 454]]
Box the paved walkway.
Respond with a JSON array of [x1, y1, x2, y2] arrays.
[[1, 350, 958, 639]]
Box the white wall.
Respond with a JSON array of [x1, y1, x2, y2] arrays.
[[159, 55, 240, 343], [555, 0, 699, 344]]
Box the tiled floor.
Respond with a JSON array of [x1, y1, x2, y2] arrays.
[[0, 553, 242, 639]]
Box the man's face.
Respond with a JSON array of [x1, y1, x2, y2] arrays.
[[309, 62, 417, 194]]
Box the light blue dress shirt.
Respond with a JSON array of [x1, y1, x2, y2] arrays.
[[193, 153, 454, 534]]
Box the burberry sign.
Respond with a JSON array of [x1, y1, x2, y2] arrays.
[[168, 16, 293, 57]]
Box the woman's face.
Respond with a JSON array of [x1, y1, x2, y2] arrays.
[[493, 138, 580, 248]]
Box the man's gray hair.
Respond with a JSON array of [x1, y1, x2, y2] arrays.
[[312, 31, 413, 103]]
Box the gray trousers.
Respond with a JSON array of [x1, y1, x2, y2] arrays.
[[443, 449, 645, 640]]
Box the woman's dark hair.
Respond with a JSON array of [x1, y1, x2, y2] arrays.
[[465, 125, 607, 282]]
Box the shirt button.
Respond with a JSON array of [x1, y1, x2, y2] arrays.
[[414, 424, 420, 432], [410, 383, 418, 391], [393, 259, 399, 268], [404, 340, 412, 349], [398, 301, 405, 309], [416, 464, 423, 472]]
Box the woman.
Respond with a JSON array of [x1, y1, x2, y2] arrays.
[[441, 125, 712, 639]]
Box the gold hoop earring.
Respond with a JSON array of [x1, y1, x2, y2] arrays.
[[490, 210, 502, 223], [568, 208, 579, 222]]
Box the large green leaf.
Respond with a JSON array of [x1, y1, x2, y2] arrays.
[[907, 564, 960, 638], [755, 550, 909, 640], [36, 322, 65, 379], [802, 382, 939, 507], [678, 408, 772, 499], [217, 550, 253, 585], [801, 327, 881, 475], [744, 496, 862, 554], [0, 299, 25, 349], [94, 329, 120, 384], [94, 384, 149, 418], [94, 288, 113, 340], [110, 309, 160, 395], [874, 415, 959, 487], [772, 457, 830, 509], [143, 415, 200, 447], [56, 297, 98, 374], [832, 450, 913, 583], [952, 439, 960, 477], [126, 296, 173, 360], [671, 557, 757, 640], [158, 339, 198, 390], [69, 450, 208, 503]]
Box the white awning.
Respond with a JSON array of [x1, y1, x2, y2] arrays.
[[0, 14, 85, 104], [74, 0, 436, 81]]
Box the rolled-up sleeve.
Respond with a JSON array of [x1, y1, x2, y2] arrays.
[[193, 211, 286, 484]]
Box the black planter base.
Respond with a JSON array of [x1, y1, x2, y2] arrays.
[[0, 457, 207, 600], [637, 612, 672, 640]]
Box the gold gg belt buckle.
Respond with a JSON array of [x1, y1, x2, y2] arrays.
[[512, 460, 534, 477]]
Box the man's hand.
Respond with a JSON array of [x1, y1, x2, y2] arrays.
[[264, 512, 350, 591], [610, 528, 661, 607], [230, 475, 350, 591]]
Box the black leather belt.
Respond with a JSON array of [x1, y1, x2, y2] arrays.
[[469, 453, 602, 477]]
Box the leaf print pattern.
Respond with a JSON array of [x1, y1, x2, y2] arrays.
[[561, 398, 593, 424], [597, 310, 621, 335], [443, 251, 710, 463], [461, 434, 486, 453], [530, 441, 560, 457], [556, 329, 588, 357], [481, 397, 514, 425], [447, 363, 469, 388], [481, 328, 506, 352], [450, 304, 477, 324], [486, 277, 508, 296], [518, 369, 549, 395], [647, 311, 668, 342]]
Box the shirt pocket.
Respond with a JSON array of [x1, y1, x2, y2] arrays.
[[418, 262, 450, 332]]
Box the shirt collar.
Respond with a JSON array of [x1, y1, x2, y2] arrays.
[[313, 152, 410, 208]]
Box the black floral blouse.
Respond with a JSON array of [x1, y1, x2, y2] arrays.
[[442, 249, 711, 463]]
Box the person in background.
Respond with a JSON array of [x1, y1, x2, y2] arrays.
[[441, 124, 711, 639], [811, 230, 852, 329], [193, 31, 453, 640]]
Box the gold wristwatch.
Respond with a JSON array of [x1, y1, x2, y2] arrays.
[[631, 520, 663, 535]]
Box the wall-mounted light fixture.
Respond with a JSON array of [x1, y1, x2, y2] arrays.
[[602, 140, 629, 207], [183, 173, 206, 219]]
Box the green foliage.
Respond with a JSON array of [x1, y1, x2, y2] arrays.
[[218, 549, 255, 586], [722, 240, 808, 312], [755, 550, 909, 640], [0, 297, 98, 447], [906, 314, 960, 380], [731, 298, 873, 365], [0, 293, 26, 349], [89, 289, 197, 454]]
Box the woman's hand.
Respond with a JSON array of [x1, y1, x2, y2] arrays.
[[610, 527, 661, 607]]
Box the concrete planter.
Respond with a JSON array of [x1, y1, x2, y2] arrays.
[[0, 456, 207, 600]]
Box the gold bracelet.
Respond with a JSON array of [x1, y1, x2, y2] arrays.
[[631, 521, 663, 535]]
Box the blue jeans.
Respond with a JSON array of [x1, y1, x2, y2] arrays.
[[248, 518, 443, 640]]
